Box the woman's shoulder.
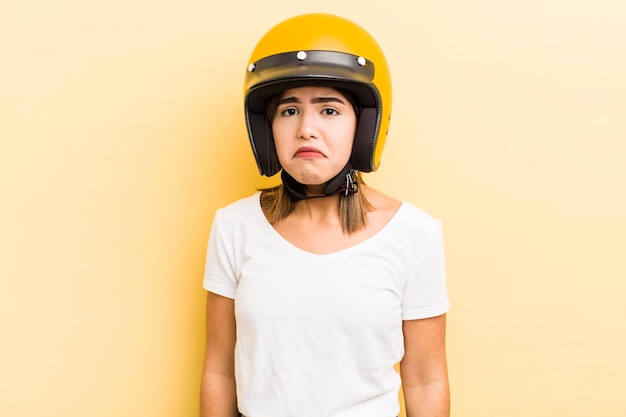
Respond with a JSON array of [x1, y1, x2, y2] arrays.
[[213, 192, 262, 223], [363, 186, 401, 213], [364, 186, 440, 229]]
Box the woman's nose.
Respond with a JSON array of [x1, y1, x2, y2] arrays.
[[297, 111, 318, 139]]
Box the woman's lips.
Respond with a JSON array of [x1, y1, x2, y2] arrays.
[[294, 146, 325, 158]]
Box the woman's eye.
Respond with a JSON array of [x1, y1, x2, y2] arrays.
[[322, 108, 339, 116], [280, 108, 298, 116]]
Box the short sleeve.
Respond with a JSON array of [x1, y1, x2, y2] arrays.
[[402, 220, 450, 320], [202, 209, 239, 299]]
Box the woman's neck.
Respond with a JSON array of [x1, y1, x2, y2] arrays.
[[291, 191, 341, 224]]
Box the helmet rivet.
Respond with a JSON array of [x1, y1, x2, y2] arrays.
[[357, 56, 367, 66], [296, 51, 307, 61], [247, 63, 256, 72]]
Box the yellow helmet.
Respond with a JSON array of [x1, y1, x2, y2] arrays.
[[244, 13, 392, 176]]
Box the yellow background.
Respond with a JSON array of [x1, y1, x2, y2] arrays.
[[1, 1, 625, 416]]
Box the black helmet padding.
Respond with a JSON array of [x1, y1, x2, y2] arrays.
[[244, 50, 382, 177]]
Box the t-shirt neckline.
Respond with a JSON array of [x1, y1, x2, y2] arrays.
[[251, 192, 407, 259]]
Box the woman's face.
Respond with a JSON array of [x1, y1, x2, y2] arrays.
[[271, 86, 357, 189]]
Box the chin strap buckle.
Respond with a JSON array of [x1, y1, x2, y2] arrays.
[[343, 168, 359, 195]]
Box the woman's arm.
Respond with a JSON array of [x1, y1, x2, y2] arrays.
[[400, 314, 450, 417], [200, 291, 239, 417]]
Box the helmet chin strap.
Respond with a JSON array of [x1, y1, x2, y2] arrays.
[[281, 162, 359, 202]]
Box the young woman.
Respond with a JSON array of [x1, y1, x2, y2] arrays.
[[200, 13, 450, 417]]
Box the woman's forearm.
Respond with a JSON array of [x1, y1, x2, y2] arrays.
[[200, 370, 238, 417], [403, 380, 450, 417]]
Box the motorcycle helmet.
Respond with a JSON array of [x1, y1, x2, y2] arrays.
[[244, 13, 392, 177]]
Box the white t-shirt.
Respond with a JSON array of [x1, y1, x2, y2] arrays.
[[203, 192, 449, 417]]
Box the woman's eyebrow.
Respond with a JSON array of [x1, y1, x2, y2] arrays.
[[277, 96, 300, 105], [311, 97, 346, 105]]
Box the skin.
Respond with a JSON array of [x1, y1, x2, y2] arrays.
[[200, 86, 449, 417], [200, 293, 238, 417], [401, 315, 450, 417], [272, 86, 357, 193]]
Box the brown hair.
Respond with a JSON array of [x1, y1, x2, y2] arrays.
[[261, 87, 372, 234], [260, 179, 371, 234]]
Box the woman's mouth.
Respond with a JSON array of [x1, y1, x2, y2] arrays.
[[294, 146, 325, 158]]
